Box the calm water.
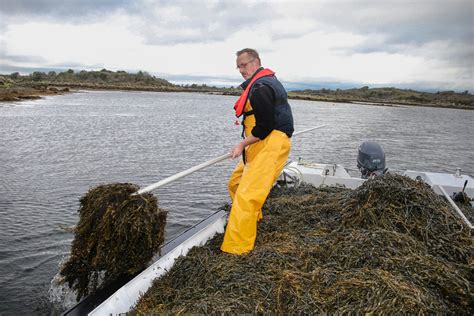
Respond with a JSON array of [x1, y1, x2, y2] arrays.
[[0, 91, 473, 314]]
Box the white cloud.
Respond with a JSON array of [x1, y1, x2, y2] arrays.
[[3, 14, 142, 68]]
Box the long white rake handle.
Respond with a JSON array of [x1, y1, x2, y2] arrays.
[[135, 124, 326, 195]]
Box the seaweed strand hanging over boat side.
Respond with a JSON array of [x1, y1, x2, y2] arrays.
[[60, 183, 167, 300], [132, 174, 473, 314]]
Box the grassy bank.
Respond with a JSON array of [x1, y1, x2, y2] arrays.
[[288, 86, 474, 110], [0, 75, 71, 101]]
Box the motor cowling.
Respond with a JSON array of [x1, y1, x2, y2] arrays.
[[357, 141, 386, 179]]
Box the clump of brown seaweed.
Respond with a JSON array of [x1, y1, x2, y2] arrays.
[[132, 174, 473, 314], [60, 183, 167, 300]]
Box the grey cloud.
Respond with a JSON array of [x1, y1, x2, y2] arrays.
[[129, 1, 275, 45], [316, 0, 473, 56], [0, 44, 47, 65], [315, 1, 473, 46], [313, 0, 473, 79], [0, 52, 47, 63], [0, 0, 274, 44], [2, 0, 471, 48], [0, 0, 132, 17]]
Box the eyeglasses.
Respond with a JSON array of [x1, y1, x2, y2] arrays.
[[236, 59, 255, 69]]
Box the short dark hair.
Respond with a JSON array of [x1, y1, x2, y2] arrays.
[[236, 48, 261, 65]]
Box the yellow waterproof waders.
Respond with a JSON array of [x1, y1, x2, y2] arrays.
[[221, 101, 291, 254]]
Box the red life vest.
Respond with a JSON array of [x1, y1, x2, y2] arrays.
[[234, 68, 275, 117]]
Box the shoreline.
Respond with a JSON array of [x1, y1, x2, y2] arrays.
[[0, 86, 71, 102], [1, 85, 473, 111], [287, 94, 474, 110]]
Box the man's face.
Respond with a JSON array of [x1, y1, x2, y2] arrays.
[[236, 53, 259, 80]]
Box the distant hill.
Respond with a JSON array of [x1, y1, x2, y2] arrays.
[[289, 86, 474, 109]]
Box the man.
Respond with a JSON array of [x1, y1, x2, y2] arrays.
[[221, 48, 294, 254]]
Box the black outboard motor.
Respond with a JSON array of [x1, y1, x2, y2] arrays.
[[357, 141, 386, 179]]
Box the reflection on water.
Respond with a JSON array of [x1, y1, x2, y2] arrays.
[[0, 91, 473, 314]]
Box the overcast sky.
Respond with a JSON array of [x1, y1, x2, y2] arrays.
[[0, 0, 472, 91]]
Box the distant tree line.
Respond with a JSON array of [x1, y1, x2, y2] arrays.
[[4, 69, 242, 93], [290, 86, 473, 107], [7, 69, 174, 87]]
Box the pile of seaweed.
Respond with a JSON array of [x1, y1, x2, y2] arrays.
[[461, 203, 474, 223], [60, 183, 167, 300], [133, 174, 473, 314]]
